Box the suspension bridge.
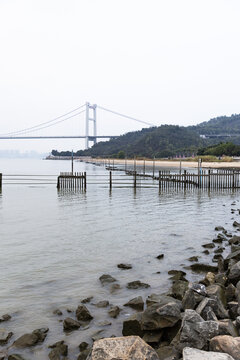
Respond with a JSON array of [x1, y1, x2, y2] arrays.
[[0, 102, 155, 149]]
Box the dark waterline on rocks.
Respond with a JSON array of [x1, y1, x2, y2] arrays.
[[0, 158, 239, 359]]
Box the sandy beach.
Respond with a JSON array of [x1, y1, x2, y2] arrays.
[[90, 158, 240, 169]]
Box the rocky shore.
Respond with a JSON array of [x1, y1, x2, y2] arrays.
[[2, 205, 240, 359]]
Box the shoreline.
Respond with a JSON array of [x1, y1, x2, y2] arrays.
[[2, 201, 240, 359], [89, 158, 240, 169]]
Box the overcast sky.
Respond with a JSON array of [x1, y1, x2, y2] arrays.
[[0, 0, 240, 152]]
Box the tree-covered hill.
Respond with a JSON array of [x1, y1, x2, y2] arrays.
[[74, 125, 207, 158], [191, 114, 240, 135], [52, 113, 240, 159]]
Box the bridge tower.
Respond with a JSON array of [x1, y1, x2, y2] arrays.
[[85, 102, 97, 149]]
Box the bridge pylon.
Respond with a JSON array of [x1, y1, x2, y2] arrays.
[[85, 102, 97, 149]]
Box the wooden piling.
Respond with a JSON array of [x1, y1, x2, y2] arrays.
[[134, 171, 137, 188], [109, 171, 112, 189]]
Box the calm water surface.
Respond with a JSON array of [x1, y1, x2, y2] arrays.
[[0, 158, 238, 359]]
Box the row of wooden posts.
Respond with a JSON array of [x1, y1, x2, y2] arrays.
[[157, 169, 240, 189], [57, 172, 86, 190], [108, 169, 240, 190]]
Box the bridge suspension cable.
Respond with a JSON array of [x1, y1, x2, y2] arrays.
[[98, 105, 155, 127], [0, 104, 85, 136]]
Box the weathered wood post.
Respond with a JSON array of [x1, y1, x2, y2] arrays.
[[0, 173, 2, 191], [84, 172, 87, 190], [71, 150, 74, 174], [125, 158, 127, 172], [232, 170, 235, 189], [134, 156, 136, 174], [143, 158, 145, 176], [153, 158, 155, 178], [179, 160, 182, 175], [208, 169, 211, 190], [159, 170, 161, 190], [184, 170, 186, 189], [134, 171, 137, 188], [109, 171, 112, 190]]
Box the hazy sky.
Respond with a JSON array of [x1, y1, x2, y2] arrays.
[[0, 0, 240, 152]]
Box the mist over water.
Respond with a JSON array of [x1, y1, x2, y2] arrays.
[[0, 158, 238, 359]]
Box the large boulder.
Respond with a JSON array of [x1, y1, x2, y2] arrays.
[[141, 300, 181, 330], [88, 336, 159, 360], [122, 313, 144, 337], [13, 328, 48, 348], [146, 294, 182, 309], [228, 261, 240, 284], [178, 310, 219, 350], [210, 335, 240, 360], [183, 347, 234, 359]]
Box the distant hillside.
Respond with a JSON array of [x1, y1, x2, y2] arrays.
[[52, 113, 240, 159], [191, 114, 240, 135], [75, 125, 207, 158]]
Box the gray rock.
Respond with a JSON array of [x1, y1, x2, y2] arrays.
[[229, 236, 240, 245], [63, 317, 80, 331], [226, 284, 236, 302], [93, 301, 109, 308], [202, 243, 215, 249], [146, 294, 182, 309], [182, 288, 205, 310], [117, 263, 132, 270], [0, 330, 13, 345], [79, 342, 89, 351], [48, 341, 68, 360], [170, 280, 188, 301], [156, 345, 178, 360], [13, 328, 48, 348], [142, 330, 163, 344], [122, 312, 144, 337], [77, 348, 90, 360], [0, 314, 11, 323], [81, 296, 93, 304], [179, 309, 219, 350], [228, 301, 238, 319], [156, 254, 164, 260], [225, 249, 240, 264], [88, 336, 159, 360], [127, 280, 150, 289], [187, 256, 199, 262], [190, 263, 218, 273], [215, 226, 225, 231], [108, 306, 120, 318], [141, 301, 181, 330], [229, 260, 240, 284], [99, 274, 116, 285], [183, 346, 234, 359], [206, 284, 227, 307], [76, 305, 93, 321], [124, 296, 144, 311]]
